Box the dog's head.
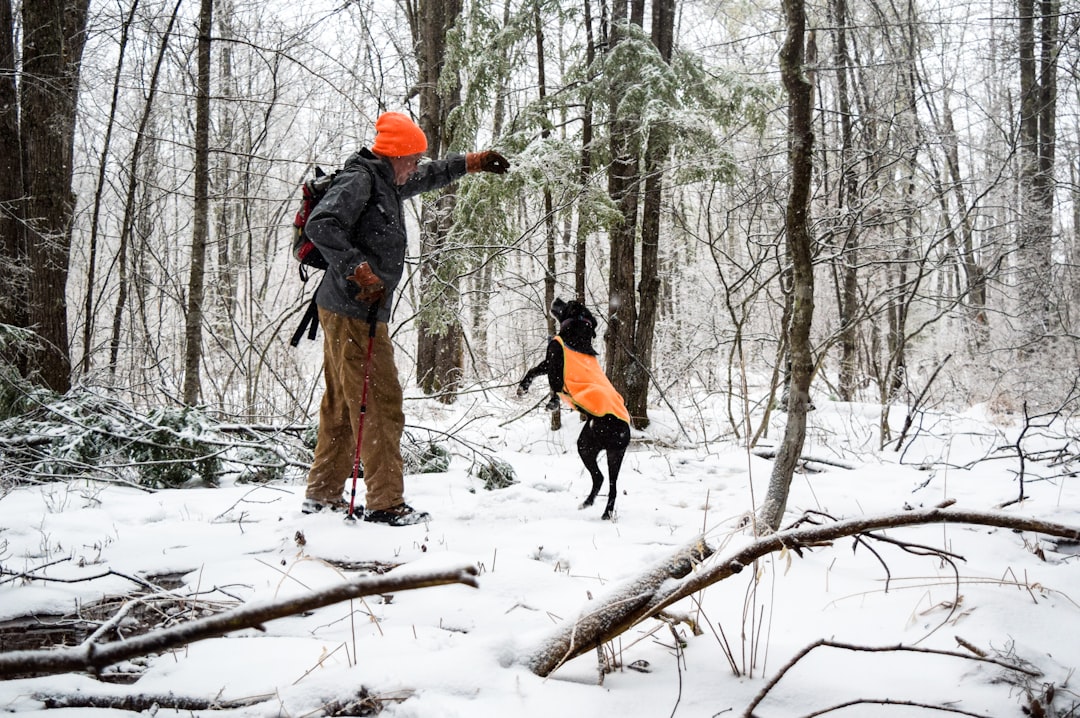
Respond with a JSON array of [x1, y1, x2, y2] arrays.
[[551, 297, 596, 329], [551, 298, 598, 352]]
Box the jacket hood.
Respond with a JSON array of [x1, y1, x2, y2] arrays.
[[346, 148, 394, 183]]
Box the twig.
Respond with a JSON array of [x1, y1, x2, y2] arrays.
[[892, 353, 952, 452], [1000, 400, 1033, 508], [1, 562, 158, 592], [800, 698, 994, 717], [667, 622, 684, 718], [742, 639, 1041, 717], [498, 395, 551, 427]]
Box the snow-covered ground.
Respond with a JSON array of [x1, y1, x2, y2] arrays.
[[1, 396, 1078, 716]]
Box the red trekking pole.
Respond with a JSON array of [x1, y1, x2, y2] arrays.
[[346, 303, 380, 522]]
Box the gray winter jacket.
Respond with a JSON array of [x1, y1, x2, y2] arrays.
[[305, 147, 468, 323]]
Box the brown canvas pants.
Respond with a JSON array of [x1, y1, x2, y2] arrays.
[[305, 308, 405, 512]]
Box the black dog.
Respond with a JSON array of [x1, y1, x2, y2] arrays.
[[518, 298, 631, 520]]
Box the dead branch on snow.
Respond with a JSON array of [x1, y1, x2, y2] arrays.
[[0, 564, 479, 679]]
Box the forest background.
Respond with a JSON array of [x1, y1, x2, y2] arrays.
[[1, 0, 1079, 550], [3, 0, 1080, 713]]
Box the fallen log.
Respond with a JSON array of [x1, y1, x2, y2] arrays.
[[525, 539, 714, 676], [523, 507, 1080, 676]]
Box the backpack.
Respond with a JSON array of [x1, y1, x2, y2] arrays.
[[288, 160, 377, 346], [292, 166, 335, 280], [289, 166, 335, 346]]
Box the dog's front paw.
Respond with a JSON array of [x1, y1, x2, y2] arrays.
[[579, 498, 594, 509], [544, 394, 560, 411]]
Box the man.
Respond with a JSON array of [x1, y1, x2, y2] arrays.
[[301, 111, 510, 525]]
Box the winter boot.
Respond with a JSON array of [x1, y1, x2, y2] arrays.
[[363, 503, 429, 526]]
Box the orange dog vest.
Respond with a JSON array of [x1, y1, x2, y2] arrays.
[[554, 336, 630, 423]]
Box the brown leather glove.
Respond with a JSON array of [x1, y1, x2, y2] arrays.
[[348, 262, 385, 303], [466, 150, 510, 174]]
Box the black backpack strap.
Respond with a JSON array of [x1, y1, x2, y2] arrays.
[[290, 295, 321, 347]]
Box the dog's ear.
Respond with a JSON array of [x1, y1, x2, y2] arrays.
[[550, 298, 567, 322], [578, 306, 597, 329]]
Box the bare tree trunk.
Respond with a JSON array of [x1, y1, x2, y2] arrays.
[[1016, 0, 1057, 342], [535, 1, 556, 335], [468, 0, 513, 372], [885, 218, 913, 403], [601, 0, 673, 430], [19, 0, 90, 394], [182, 0, 214, 406], [573, 0, 597, 301], [886, 33, 921, 404], [1073, 110, 1080, 321], [1037, 0, 1057, 207], [0, 0, 25, 347], [413, 0, 464, 402], [605, 0, 643, 426], [1035, 0, 1057, 324], [830, 0, 860, 401], [626, 0, 675, 429], [535, 2, 561, 431], [758, 7, 815, 532], [213, 0, 238, 333]]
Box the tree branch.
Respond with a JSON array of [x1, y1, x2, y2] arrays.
[[742, 638, 1041, 717], [0, 565, 479, 678]]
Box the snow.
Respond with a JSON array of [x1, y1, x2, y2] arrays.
[[1, 397, 1078, 716]]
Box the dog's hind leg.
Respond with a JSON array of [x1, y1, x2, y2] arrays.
[[601, 449, 625, 520], [600, 418, 631, 520], [576, 420, 605, 510]]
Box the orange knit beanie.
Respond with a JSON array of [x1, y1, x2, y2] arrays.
[[371, 112, 428, 157]]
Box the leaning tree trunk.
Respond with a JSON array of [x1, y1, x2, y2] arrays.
[[182, 0, 213, 406], [108, 0, 181, 376], [526, 538, 713, 676], [82, 0, 140, 374], [758, 4, 816, 533], [524, 507, 1080, 676], [19, 0, 90, 394], [938, 100, 988, 342], [413, 0, 465, 402]]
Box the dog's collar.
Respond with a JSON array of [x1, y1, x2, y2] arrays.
[[560, 316, 595, 332]]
